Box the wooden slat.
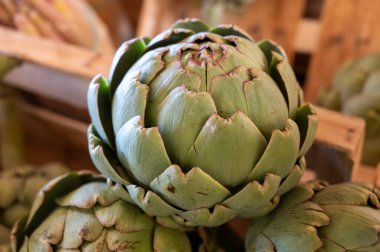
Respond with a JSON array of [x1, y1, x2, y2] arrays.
[[137, 0, 306, 60], [19, 102, 93, 171], [293, 19, 321, 54], [0, 27, 111, 78], [305, 0, 380, 101]]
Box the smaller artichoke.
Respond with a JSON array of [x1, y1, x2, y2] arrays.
[[245, 181, 380, 252], [0, 163, 68, 251], [317, 53, 380, 166], [12, 171, 226, 252]]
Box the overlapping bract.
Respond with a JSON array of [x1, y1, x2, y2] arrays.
[[0, 163, 68, 250], [12, 171, 220, 252], [88, 19, 318, 227], [246, 181, 380, 252], [318, 54, 380, 166]]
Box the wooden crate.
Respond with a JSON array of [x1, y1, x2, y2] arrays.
[[1, 0, 378, 184], [137, 0, 380, 184]]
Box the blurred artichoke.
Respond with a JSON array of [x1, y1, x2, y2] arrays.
[[12, 171, 226, 252], [0, 163, 68, 250], [246, 181, 380, 251], [317, 54, 380, 166], [0, 0, 114, 53], [88, 19, 318, 227]]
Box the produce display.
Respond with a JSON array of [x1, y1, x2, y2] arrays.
[[0, 0, 114, 53], [12, 171, 225, 252], [0, 163, 68, 251], [317, 54, 380, 166], [246, 181, 380, 251], [87, 18, 318, 227]]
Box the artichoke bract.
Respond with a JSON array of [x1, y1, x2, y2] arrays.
[[0, 163, 68, 250], [12, 171, 222, 252], [87, 19, 318, 227], [317, 54, 380, 166], [246, 181, 380, 252]]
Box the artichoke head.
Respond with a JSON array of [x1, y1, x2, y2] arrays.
[[317, 53, 380, 166], [12, 171, 223, 252], [246, 181, 380, 251], [88, 19, 318, 227]]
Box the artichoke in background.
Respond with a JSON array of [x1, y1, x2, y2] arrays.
[[246, 181, 380, 251], [317, 54, 380, 166], [88, 19, 318, 227], [12, 171, 225, 252], [0, 163, 68, 250]]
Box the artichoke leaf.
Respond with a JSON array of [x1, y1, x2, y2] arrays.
[[210, 24, 253, 41], [247, 119, 300, 182], [87, 74, 114, 147], [146, 29, 195, 53], [94, 200, 154, 233], [224, 36, 267, 70], [172, 18, 209, 33], [155, 87, 216, 165], [244, 70, 288, 139], [270, 52, 300, 119], [257, 39, 288, 64], [210, 66, 249, 118], [106, 229, 152, 252], [185, 112, 267, 188], [88, 126, 133, 185], [223, 173, 281, 218], [108, 38, 148, 95], [153, 225, 192, 252], [150, 165, 231, 210], [126, 185, 182, 216], [296, 104, 318, 157], [112, 76, 148, 134], [178, 204, 237, 227], [59, 208, 103, 249], [56, 182, 119, 209], [116, 116, 171, 186], [276, 161, 305, 196]]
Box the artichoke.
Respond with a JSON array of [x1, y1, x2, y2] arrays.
[[88, 19, 318, 227], [246, 181, 380, 251], [0, 163, 68, 250], [12, 171, 226, 252], [317, 53, 380, 166]]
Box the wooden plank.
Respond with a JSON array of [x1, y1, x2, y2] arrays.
[[305, 0, 380, 101], [137, 0, 306, 60], [5, 63, 89, 109], [0, 27, 111, 78], [19, 102, 93, 171], [293, 19, 321, 54], [314, 106, 365, 178]]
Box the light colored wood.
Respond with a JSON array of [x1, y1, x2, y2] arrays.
[[305, 0, 380, 101], [137, 0, 306, 60], [0, 27, 111, 78], [314, 106, 365, 179], [293, 19, 321, 54], [19, 102, 93, 171]]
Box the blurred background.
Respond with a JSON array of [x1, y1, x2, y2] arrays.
[[0, 0, 379, 185]]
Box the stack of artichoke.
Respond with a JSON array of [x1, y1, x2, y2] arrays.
[[318, 54, 380, 166], [4, 19, 380, 252], [0, 163, 68, 251]]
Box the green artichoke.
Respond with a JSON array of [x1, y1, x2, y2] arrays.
[[88, 19, 318, 227], [12, 171, 226, 252], [246, 181, 380, 251], [317, 53, 380, 166], [0, 163, 68, 250]]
